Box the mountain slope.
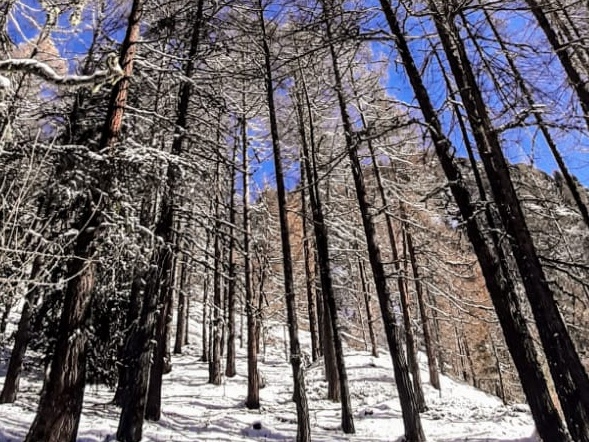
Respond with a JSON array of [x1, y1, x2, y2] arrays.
[[0, 320, 538, 441]]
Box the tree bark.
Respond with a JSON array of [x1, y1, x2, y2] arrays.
[[25, 203, 98, 442], [258, 4, 310, 439], [243, 111, 260, 409], [294, 61, 354, 431], [25, 232, 95, 442], [145, 269, 175, 421], [174, 255, 188, 354], [225, 140, 239, 378], [358, 258, 378, 357], [315, 258, 324, 357], [113, 268, 145, 407], [404, 226, 439, 390], [209, 161, 224, 386], [25, 0, 141, 439], [428, 4, 589, 438], [116, 263, 160, 442], [400, 232, 426, 411], [299, 161, 320, 362], [378, 3, 570, 440], [201, 257, 211, 362], [1, 255, 42, 403]]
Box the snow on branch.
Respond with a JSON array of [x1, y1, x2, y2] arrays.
[[0, 53, 124, 90]]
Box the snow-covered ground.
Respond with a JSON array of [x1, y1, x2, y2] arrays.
[[0, 320, 538, 441]]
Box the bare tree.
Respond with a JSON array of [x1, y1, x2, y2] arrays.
[[21, 0, 132, 439], [426, 2, 589, 438], [377, 2, 570, 440], [257, 1, 310, 439], [321, 2, 425, 440], [293, 54, 354, 432]]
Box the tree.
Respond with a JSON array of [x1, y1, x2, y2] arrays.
[[321, 2, 425, 440], [225, 138, 239, 378], [426, 2, 589, 438], [145, 0, 208, 420], [377, 2, 570, 440], [352, 70, 427, 408], [174, 251, 190, 354], [0, 256, 42, 403], [403, 221, 440, 390], [525, 0, 589, 130], [299, 157, 320, 362], [293, 52, 355, 432], [242, 108, 261, 408], [257, 1, 311, 439], [474, 7, 589, 230], [209, 153, 225, 386], [19, 3, 130, 439]]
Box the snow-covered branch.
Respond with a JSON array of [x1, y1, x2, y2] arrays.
[[0, 53, 124, 90]]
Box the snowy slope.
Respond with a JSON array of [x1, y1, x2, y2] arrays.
[[0, 321, 538, 441]]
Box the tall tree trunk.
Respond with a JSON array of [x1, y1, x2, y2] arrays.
[[428, 288, 445, 377], [378, 3, 570, 440], [25, 217, 97, 442], [184, 297, 190, 345], [404, 225, 439, 390], [120, 0, 205, 432], [116, 262, 161, 442], [113, 268, 145, 407], [428, 5, 589, 438], [134, 3, 207, 402], [315, 258, 324, 357], [299, 160, 320, 362], [243, 111, 259, 409], [358, 258, 378, 357], [145, 270, 175, 421], [322, 3, 425, 440], [294, 62, 354, 431], [258, 4, 310, 439], [489, 333, 507, 403], [426, 24, 522, 394], [114, 197, 155, 407], [1, 255, 42, 403], [0, 296, 12, 334], [25, 0, 140, 439], [174, 254, 189, 354], [201, 242, 211, 362], [225, 139, 238, 378], [209, 161, 224, 386], [400, 230, 426, 411], [322, 295, 340, 400], [357, 95, 426, 410]]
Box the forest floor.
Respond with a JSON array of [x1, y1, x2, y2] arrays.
[[0, 317, 538, 441]]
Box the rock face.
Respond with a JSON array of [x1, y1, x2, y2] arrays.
[[253, 154, 589, 403]]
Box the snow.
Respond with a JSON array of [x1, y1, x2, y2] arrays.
[[0, 75, 10, 90], [0, 320, 539, 442]]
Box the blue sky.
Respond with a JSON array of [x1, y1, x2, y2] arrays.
[[6, 0, 588, 189], [370, 6, 589, 187]]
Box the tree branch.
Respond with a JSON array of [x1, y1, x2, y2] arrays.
[[0, 53, 124, 89]]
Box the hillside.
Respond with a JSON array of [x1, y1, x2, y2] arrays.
[[250, 154, 589, 405], [0, 158, 574, 441], [0, 316, 538, 441]]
